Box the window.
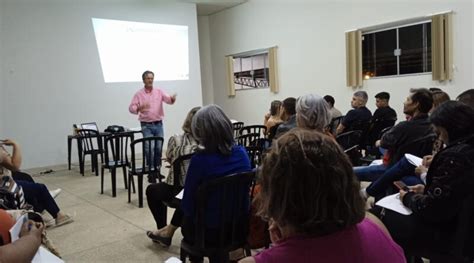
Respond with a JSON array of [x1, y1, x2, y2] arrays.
[[362, 22, 431, 78], [233, 53, 270, 90]]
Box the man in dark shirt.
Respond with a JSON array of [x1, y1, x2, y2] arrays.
[[336, 91, 372, 135], [355, 88, 434, 183], [274, 97, 296, 139], [365, 92, 398, 147], [372, 92, 397, 123]]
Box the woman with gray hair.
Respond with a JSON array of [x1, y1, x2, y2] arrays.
[[181, 105, 251, 261], [146, 106, 200, 246], [296, 94, 332, 134]]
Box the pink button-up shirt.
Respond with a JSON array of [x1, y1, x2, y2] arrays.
[[129, 87, 173, 122]]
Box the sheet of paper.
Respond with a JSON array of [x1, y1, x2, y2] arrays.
[[32, 246, 64, 263], [9, 214, 27, 242], [375, 193, 413, 215], [369, 159, 383, 166], [175, 189, 184, 200], [405, 153, 422, 167], [165, 257, 182, 263]]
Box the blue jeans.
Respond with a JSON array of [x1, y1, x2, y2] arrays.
[[366, 156, 424, 198], [353, 164, 387, 182], [141, 121, 164, 167]]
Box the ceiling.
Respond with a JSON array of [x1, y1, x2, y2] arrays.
[[179, 0, 248, 16]]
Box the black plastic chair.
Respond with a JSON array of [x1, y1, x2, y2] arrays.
[[239, 125, 267, 138], [408, 194, 474, 263], [163, 153, 195, 209], [237, 133, 260, 148], [232, 122, 244, 139], [328, 115, 344, 135], [363, 117, 397, 149], [101, 133, 133, 197], [128, 136, 164, 208], [336, 130, 363, 166], [245, 146, 264, 169], [336, 130, 362, 151], [76, 129, 104, 176], [180, 171, 255, 263]]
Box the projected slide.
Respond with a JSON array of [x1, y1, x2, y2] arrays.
[[92, 18, 189, 83]]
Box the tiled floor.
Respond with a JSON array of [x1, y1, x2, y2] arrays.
[[27, 163, 183, 262]]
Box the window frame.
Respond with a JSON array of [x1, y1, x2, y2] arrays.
[[362, 19, 432, 79]]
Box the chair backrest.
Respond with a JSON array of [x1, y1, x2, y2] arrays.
[[389, 133, 437, 167], [452, 194, 474, 258], [364, 117, 397, 147], [130, 136, 164, 176], [379, 126, 393, 138], [328, 116, 344, 135], [239, 125, 267, 138], [193, 171, 255, 251], [352, 119, 371, 132], [172, 153, 195, 187], [232, 122, 245, 139], [104, 132, 133, 166], [245, 146, 264, 169], [336, 130, 363, 151], [77, 129, 102, 153], [237, 133, 260, 148], [415, 194, 474, 261]]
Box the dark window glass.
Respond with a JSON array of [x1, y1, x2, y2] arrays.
[[399, 23, 431, 74], [362, 29, 397, 77], [362, 22, 431, 78]]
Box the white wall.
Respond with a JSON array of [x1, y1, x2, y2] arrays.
[[1, 0, 202, 168], [201, 0, 473, 125], [198, 16, 214, 105]]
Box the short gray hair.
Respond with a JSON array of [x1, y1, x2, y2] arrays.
[[354, 91, 368, 103], [296, 94, 331, 131], [191, 104, 234, 155]]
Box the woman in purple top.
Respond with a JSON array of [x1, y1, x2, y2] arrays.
[[240, 129, 405, 263]]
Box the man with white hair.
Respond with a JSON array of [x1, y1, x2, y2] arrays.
[[336, 91, 372, 135]]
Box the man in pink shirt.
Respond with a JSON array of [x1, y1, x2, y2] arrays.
[[129, 70, 176, 183]]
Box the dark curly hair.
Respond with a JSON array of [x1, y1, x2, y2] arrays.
[[257, 128, 365, 236], [430, 101, 474, 142]]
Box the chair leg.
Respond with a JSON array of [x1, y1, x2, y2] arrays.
[[111, 168, 117, 197], [138, 175, 143, 208], [128, 174, 132, 203], [80, 155, 85, 176], [100, 166, 105, 194], [91, 154, 95, 173], [180, 247, 187, 263], [122, 166, 128, 189], [94, 154, 99, 176], [131, 175, 136, 193], [244, 245, 251, 257]]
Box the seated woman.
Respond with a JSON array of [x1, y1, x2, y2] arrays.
[[240, 129, 405, 263], [0, 139, 73, 227], [180, 105, 251, 259], [378, 101, 474, 259], [145, 106, 200, 245], [264, 100, 283, 137], [295, 93, 332, 136], [0, 209, 43, 262]]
